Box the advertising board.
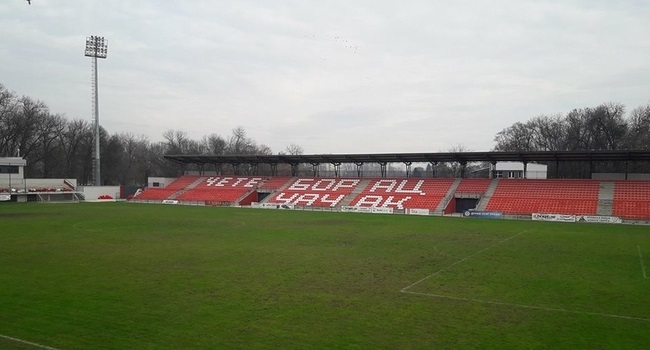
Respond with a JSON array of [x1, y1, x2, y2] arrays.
[[407, 208, 430, 216], [576, 215, 622, 224], [463, 210, 504, 219], [341, 206, 372, 213], [531, 213, 576, 222]]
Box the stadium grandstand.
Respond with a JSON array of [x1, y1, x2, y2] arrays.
[[0, 157, 81, 203], [129, 150, 650, 223]]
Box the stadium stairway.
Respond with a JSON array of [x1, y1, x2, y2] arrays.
[[169, 176, 206, 200], [276, 177, 296, 192], [338, 179, 371, 207], [475, 178, 499, 211], [596, 182, 614, 216], [435, 178, 461, 213], [258, 176, 294, 191], [257, 177, 297, 204]]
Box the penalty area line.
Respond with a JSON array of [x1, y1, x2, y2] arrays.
[[639, 245, 649, 279], [400, 229, 528, 292], [0, 334, 62, 350], [401, 290, 650, 323]]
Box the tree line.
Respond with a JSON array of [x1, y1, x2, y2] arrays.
[[0, 84, 302, 185], [3, 82, 649, 184], [493, 102, 650, 177], [494, 102, 650, 152]]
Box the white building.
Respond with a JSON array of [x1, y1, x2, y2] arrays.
[[492, 162, 547, 179], [0, 157, 27, 190], [1, 157, 84, 202]]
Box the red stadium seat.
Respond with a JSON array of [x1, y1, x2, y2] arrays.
[[267, 178, 362, 207], [485, 179, 600, 216], [177, 176, 264, 203], [612, 181, 650, 219], [349, 178, 455, 210], [134, 188, 176, 200], [455, 178, 491, 195], [259, 176, 293, 190]]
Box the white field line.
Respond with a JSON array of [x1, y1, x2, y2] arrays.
[[400, 229, 528, 292], [400, 231, 650, 322], [401, 290, 650, 322], [639, 245, 649, 279], [0, 334, 62, 350]]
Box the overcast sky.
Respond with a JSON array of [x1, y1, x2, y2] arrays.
[[1, 0, 648, 154]]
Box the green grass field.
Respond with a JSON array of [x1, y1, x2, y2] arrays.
[[1, 203, 649, 349]]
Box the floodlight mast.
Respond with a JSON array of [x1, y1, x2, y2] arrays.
[[84, 36, 107, 186]]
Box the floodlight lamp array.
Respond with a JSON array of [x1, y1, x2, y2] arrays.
[[84, 36, 108, 58]]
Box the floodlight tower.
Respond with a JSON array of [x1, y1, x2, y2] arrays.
[[84, 36, 108, 186]]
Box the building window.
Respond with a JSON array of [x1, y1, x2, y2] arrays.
[[0, 165, 19, 174]]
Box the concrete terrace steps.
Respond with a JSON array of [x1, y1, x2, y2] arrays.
[[476, 178, 500, 211], [435, 178, 462, 213], [258, 177, 297, 204], [257, 177, 294, 191], [169, 176, 206, 200], [338, 179, 371, 207], [596, 181, 614, 216], [276, 177, 297, 192]]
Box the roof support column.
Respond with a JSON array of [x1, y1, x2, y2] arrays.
[[331, 162, 341, 177], [311, 163, 320, 177], [379, 162, 387, 178], [490, 161, 497, 179], [355, 162, 364, 178], [460, 161, 467, 178], [429, 162, 438, 178], [522, 161, 528, 179], [270, 163, 277, 177], [290, 163, 300, 177]]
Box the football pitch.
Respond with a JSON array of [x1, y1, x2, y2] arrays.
[[1, 203, 648, 349]]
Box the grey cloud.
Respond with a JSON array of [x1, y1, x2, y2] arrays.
[[1, 0, 648, 153]]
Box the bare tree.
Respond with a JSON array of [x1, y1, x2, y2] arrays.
[[1, 82, 307, 182], [200, 134, 227, 155], [627, 104, 650, 150], [117, 133, 150, 185], [530, 115, 567, 151], [163, 129, 194, 154], [495, 102, 638, 152], [227, 126, 257, 155], [493, 122, 537, 151], [58, 119, 93, 180], [0, 84, 20, 156], [31, 114, 66, 177], [282, 143, 304, 155], [445, 143, 475, 177]]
